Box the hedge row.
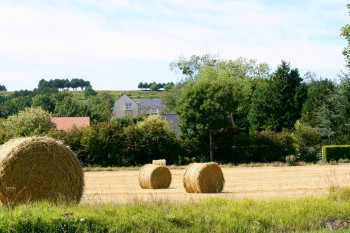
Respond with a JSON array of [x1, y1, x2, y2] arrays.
[[0, 115, 308, 165], [322, 145, 350, 162], [53, 125, 305, 166], [48, 115, 182, 166]]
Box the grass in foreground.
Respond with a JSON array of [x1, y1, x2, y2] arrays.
[[1, 187, 350, 232]]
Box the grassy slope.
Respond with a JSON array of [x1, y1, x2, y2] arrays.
[[1, 187, 350, 232], [0, 90, 166, 100]]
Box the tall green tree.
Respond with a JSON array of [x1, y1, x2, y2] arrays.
[[300, 78, 335, 127], [248, 61, 307, 132], [137, 82, 144, 90], [165, 56, 269, 116], [83, 86, 97, 97], [31, 94, 55, 113], [315, 76, 350, 144], [87, 93, 114, 123], [221, 57, 270, 80], [0, 85, 7, 91], [170, 53, 221, 80], [0, 96, 32, 118], [53, 96, 89, 117], [219, 59, 271, 131], [341, 3, 350, 68], [177, 65, 241, 161]]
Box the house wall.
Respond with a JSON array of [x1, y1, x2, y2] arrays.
[[139, 106, 163, 115], [112, 94, 139, 118]]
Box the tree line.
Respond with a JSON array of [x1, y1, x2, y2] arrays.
[[0, 55, 348, 165], [38, 78, 91, 91], [137, 82, 174, 91], [0, 55, 346, 166], [0, 85, 6, 91], [0, 108, 179, 166], [163, 53, 349, 163], [0, 88, 109, 123]]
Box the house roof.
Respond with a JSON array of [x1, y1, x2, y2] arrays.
[[134, 98, 163, 107], [162, 114, 180, 134], [51, 117, 90, 132]]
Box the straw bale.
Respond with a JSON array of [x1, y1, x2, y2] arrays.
[[138, 164, 172, 189], [152, 159, 166, 166], [183, 162, 224, 193], [0, 137, 84, 206]]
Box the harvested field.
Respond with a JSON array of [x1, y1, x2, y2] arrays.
[[81, 164, 350, 204]]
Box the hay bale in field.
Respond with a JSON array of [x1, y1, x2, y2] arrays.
[[183, 162, 224, 193], [138, 164, 172, 189], [152, 159, 166, 166], [285, 155, 297, 162], [0, 137, 84, 206]]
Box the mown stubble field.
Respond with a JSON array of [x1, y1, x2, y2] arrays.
[[81, 164, 350, 204]]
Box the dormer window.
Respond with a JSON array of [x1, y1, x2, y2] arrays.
[[125, 103, 132, 110], [151, 107, 158, 114]]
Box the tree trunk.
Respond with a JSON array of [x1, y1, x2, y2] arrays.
[[209, 130, 213, 162]]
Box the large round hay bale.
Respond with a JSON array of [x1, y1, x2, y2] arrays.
[[138, 164, 172, 189], [183, 162, 224, 193], [0, 137, 84, 206]]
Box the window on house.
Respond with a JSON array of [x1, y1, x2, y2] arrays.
[[151, 107, 158, 114], [125, 103, 132, 110], [125, 110, 132, 116]]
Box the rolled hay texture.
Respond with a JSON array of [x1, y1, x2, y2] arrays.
[[152, 159, 166, 166], [138, 164, 172, 189], [183, 162, 225, 193], [0, 137, 84, 206]]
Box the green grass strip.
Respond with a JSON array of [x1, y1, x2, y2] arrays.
[[1, 187, 350, 232]]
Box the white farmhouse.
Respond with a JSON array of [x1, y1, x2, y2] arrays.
[[112, 94, 164, 118]]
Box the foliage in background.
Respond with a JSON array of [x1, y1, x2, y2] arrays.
[[248, 61, 307, 132], [177, 65, 241, 161], [53, 95, 89, 117], [341, 3, 350, 68], [2, 49, 350, 165], [322, 145, 350, 162], [86, 93, 114, 123], [49, 115, 181, 166], [38, 78, 91, 91], [228, 130, 295, 163], [300, 78, 335, 127], [292, 121, 322, 162], [123, 115, 182, 165], [0, 85, 6, 91], [2, 107, 55, 137]]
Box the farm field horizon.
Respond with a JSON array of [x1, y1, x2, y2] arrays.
[[81, 164, 350, 204]]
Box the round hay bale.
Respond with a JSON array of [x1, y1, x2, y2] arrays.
[[152, 159, 166, 166], [0, 137, 84, 206], [183, 162, 224, 193], [138, 164, 172, 189]]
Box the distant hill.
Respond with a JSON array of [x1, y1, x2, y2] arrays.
[[0, 90, 167, 101]]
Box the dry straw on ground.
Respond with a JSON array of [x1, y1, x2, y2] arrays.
[[0, 137, 84, 206], [152, 159, 166, 166], [183, 162, 225, 193], [138, 164, 172, 189]]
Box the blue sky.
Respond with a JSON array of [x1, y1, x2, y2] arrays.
[[0, 0, 348, 91]]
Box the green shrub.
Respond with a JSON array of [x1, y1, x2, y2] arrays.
[[2, 107, 55, 137], [123, 115, 181, 165], [292, 121, 322, 162], [322, 145, 350, 162], [252, 130, 295, 162]]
